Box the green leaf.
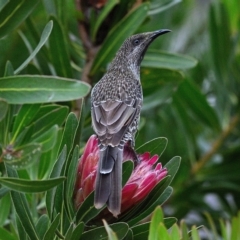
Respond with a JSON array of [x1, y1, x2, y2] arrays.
[[164, 156, 181, 186], [43, 213, 60, 240], [0, 187, 9, 198], [91, 0, 119, 40], [128, 186, 173, 226], [180, 221, 189, 240], [122, 160, 133, 186], [0, 75, 91, 104], [58, 112, 78, 156], [132, 219, 176, 240], [46, 146, 67, 218], [141, 84, 177, 112], [169, 224, 180, 239], [4, 61, 14, 77], [75, 192, 104, 224], [81, 222, 129, 240], [30, 105, 68, 139], [14, 21, 53, 74], [11, 104, 41, 143], [142, 50, 198, 70], [49, 16, 72, 78], [34, 125, 58, 152], [3, 143, 42, 169], [0, 227, 16, 240], [65, 223, 74, 240], [209, 2, 231, 80], [71, 222, 84, 240], [149, 206, 164, 240], [0, 177, 65, 193], [65, 146, 79, 219], [90, 3, 149, 75], [0, 0, 8, 11], [0, 192, 11, 226], [7, 167, 39, 240], [15, 214, 28, 240], [103, 220, 118, 240], [157, 223, 169, 240], [0, 0, 40, 39], [175, 80, 221, 131], [137, 137, 168, 157], [131, 222, 150, 240], [148, 0, 181, 15], [0, 98, 8, 121], [164, 217, 177, 229], [35, 215, 49, 240], [191, 226, 201, 240], [141, 68, 183, 93]]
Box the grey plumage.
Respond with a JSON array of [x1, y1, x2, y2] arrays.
[[91, 29, 170, 217]]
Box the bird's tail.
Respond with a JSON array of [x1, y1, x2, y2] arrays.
[[94, 146, 122, 217]]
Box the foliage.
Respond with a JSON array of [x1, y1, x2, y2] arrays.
[[0, 0, 239, 239]]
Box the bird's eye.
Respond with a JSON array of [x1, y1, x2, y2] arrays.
[[133, 39, 140, 46]]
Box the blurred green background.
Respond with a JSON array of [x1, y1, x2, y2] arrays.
[[0, 0, 240, 237]]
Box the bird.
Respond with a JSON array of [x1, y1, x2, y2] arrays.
[[91, 29, 171, 217]]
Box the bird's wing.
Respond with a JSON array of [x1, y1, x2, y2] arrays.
[[91, 98, 141, 146]]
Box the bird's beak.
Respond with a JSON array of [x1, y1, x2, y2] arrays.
[[151, 29, 171, 40]]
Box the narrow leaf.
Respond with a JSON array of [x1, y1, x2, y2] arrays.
[[91, 0, 119, 40], [142, 50, 198, 70], [11, 104, 41, 143], [0, 193, 11, 226], [0, 0, 40, 38], [58, 112, 78, 156], [46, 146, 67, 218], [3, 143, 42, 169], [0, 98, 8, 121], [65, 146, 79, 219], [4, 61, 14, 77], [43, 213, 60, 240], [0, 75, 91, 104], [164, 156, 181, 185], [137, 137, 168, 157], [81, 222, 129, 240], [36, 215, 49, 240], [103, 220, 118, 240], [0, 227, 16, 240], [7, 166, 39, 240], [49, 16, 72, 78], [175, 80, 221, 131], [34, 125, 58, 152], [149, 0, 181, 15], [90, 3, 149, 74], [0, 177, 65, 193], [149, 206, 164, 240], [71, 222, 84, 240], [14, 21, 53, 74]]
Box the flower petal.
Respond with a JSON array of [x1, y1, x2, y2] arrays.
[[148, 155, 159, 165], [139, 152, 150, 161], [121, 183, 138, 212], [132, 172, 157, 203], [81, 153, 98, 183], [82, 172, 96, 199], [80, 135, 99, 170]]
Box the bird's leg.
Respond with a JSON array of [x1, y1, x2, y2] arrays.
[[123, 141, 140, 167]]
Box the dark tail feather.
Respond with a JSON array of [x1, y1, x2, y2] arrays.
[[94, 146, 122, 217]]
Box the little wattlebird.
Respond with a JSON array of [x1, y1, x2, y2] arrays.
[[91, 29, 170, 217]]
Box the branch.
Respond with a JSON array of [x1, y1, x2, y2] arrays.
[[75, 0, 99, 85], [191, 114, 240, 175]]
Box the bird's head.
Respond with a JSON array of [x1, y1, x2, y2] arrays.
[[112, 29, 171, 70]]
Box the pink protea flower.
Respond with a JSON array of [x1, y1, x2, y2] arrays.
[[73, 135, 168, 214]]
